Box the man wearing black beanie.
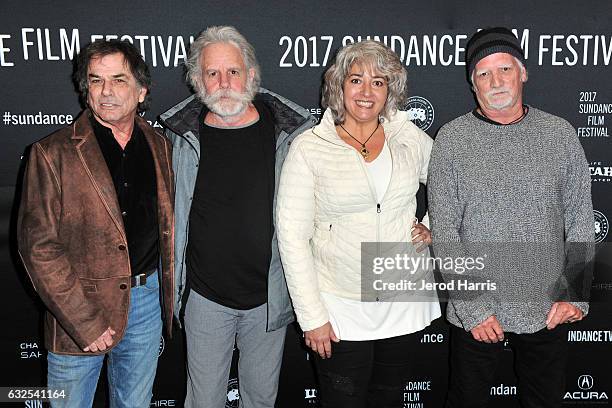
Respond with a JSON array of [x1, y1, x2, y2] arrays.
[[428, 27, 594, 407]]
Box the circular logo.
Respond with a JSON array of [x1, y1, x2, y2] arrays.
[[158, 336, 165, 357], [578, 374, 594, 390], [404, 96, 435, 131], [226, 378, 240, 408], [594, 210, 609, 243]]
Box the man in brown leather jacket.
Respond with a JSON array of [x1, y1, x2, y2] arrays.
[[17, 39, 174, 408]]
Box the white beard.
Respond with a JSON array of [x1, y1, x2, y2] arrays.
[[203, 89, 252, 117], [484, 88, 514, 110]]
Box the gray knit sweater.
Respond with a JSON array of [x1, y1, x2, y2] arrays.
[[428, 107, 594, 334]]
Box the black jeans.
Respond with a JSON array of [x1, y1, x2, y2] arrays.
[[445, 324, 569, 408], [314, 332, 421, 408]]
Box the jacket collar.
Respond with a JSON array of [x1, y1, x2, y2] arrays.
[[158, 87, 315, 143], [158, 94, 202, 139], [71, 109, 159, 143], [313, 108, 412, 147], [70, 110, 126, 239]]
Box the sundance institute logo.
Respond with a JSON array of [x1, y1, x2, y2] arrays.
[[404, 96, 435, 131], [226, 378, 240, 408], [594, 210, 609, 243]]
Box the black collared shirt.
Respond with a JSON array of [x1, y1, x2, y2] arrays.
[[90, 116, 159, 277]]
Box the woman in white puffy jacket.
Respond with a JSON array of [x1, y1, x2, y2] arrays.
[[276, 40, 441, 407]]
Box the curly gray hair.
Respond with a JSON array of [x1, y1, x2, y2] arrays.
[[185, 26, 261, 100], [322, 40, 407, 124]]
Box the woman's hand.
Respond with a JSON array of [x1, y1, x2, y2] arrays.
[[304, 322, 340, 359], [411, 221, 432, 252]]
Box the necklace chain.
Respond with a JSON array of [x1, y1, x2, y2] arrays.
[[506, 105, 528, 125], [339, 122, 380, 159]]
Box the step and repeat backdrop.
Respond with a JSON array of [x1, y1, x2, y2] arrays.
[[1, 0, 611, 407]]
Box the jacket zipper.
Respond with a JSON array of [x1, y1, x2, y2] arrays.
[[315, 123, 400, 302], [357, 151, 392, 302]]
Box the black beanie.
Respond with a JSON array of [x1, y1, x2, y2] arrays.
[[466, 27, 525, 81]]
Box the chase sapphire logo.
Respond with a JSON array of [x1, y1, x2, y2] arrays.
[[404, 96, 435, 131], [594, 210, 609, 243]]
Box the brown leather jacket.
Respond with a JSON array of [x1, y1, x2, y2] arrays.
[[17, 110, 174, 355]]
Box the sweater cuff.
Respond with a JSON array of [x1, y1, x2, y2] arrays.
[[452, 300, 495, 331], [570, 301, 589, 316]]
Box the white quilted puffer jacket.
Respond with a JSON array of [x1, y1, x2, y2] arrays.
[[276, 108, 433, 331]]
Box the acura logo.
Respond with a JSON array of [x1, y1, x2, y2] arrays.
[[578, 375, 594, 390]]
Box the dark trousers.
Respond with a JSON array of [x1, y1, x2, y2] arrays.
[[445, 324, 568, 408], [314, 333, 420, 408]]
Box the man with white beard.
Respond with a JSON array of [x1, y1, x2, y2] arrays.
[[428, 27, 593, 408], [160, 26, 315, 408]]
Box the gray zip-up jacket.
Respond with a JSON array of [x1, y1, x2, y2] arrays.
[[159, 88, 316, 331]]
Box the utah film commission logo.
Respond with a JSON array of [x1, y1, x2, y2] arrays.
[[404, 96, 435, 131], [594, 210, 609, 243], [226, 378, 239, 408]]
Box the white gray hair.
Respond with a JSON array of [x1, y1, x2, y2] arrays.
[[185, 26, 261, 99], [322, 40, 407, 125]]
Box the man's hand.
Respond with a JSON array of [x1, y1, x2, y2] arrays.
[[83, 327, 116, 352], [412, 221, 432, 252], [304, 322, 339, 359], [546, 302, 583, 330], [471, 315, 504, 343]]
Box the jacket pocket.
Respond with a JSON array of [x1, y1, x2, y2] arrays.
[[312, 221, 335, 273], [313, 221, 333, 246]]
